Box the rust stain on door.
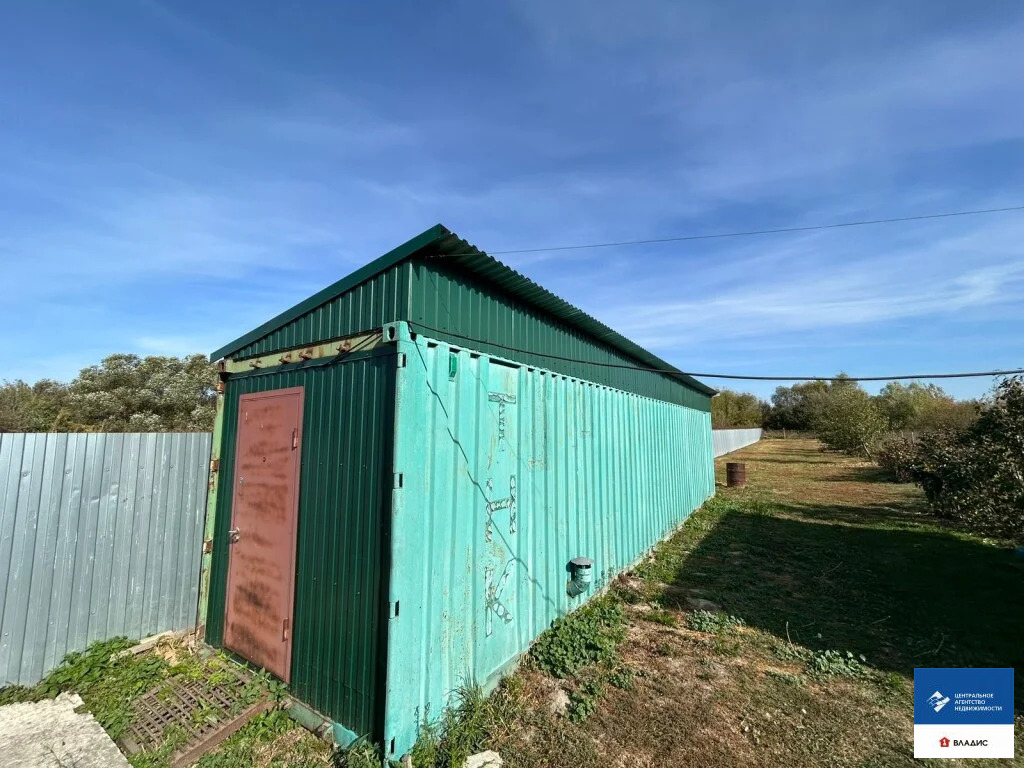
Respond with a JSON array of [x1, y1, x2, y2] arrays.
[[223, 386, 304, 683]]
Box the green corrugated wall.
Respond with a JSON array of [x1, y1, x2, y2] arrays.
[[405, 259, 709, 411], [205, 349, 395, 738], [231, 265, 408, 361], [229, 258, 709, 411]]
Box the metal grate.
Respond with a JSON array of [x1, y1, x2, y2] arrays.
[[119, 665, 271, 767]]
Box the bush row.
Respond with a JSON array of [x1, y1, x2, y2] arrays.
[[874, 376, 1023, 542]]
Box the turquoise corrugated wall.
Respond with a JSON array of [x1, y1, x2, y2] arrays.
[[382, 322, 714, 757]]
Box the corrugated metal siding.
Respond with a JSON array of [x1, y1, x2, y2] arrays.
[[383, 323, 714, 755], [232, 266, 408, 360], [0, 432, 209, 686], [406, 259, 710, 411], [712, 428, 763, 457], [224, 254, 711, 413], [205, 350, 395, 740]]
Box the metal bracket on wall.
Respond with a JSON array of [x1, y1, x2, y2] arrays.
[[217, 330, 385, 375]]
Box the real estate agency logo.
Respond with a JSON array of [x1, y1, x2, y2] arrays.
[[928, 690, 950, 712], [939, 735, 991, 749]]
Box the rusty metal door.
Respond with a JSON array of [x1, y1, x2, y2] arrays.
[[223, 386, 304, 682]]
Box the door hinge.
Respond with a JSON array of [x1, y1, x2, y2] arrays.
[[292, 428, 298, 449], [209, 458, 220, 473], [282, 618, 290, 641], [202, 539, 213, 554]]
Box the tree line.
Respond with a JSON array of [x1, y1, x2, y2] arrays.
[[0, 354, 217, 433], [711, 377, 977, 438]]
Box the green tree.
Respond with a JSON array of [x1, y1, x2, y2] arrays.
[[813, 382, 887, 458], [711, 389, 768, 428], [874, 381, 977, 432], [0, 379, 71, 432], [68, 354, 217, 431], [764, 380, 831, 430]]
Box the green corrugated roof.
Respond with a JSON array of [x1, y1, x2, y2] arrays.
[[211, 224, 716, 396]]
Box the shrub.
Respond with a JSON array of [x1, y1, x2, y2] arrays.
[[911, 376, 1024, 541], [875, 434, 919, 482]]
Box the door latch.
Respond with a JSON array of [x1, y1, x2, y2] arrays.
[[228, 527, 241, 543]]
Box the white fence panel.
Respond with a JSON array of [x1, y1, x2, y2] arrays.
[[712, 428, 762, 458]]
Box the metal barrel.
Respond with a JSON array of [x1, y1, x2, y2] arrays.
[[726, 462, 747, 487]]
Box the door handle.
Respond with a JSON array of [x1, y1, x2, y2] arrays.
[[229, 527, 241, 543]]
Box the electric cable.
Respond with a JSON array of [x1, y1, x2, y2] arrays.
[[406, 321, 1023, 383], [460, 204, 1024, 255]]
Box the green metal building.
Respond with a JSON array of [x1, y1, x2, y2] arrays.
[[201, 224, 716, 758]]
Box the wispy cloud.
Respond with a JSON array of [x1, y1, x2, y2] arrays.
[[582, 218, 1024, 350], [0, 0, 1021, 401]]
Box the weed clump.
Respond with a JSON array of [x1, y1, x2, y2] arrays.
[[530, 599, 626, 678], [773, 643, 812, 663], [686, 610, 745, 634], [607, 666, 635, 690], [642, 609, 678, 627], [809, 650, 868, 678], [567, 678, 603, 723], [193, 709, 325, 768], [410, 680, 523, 768]]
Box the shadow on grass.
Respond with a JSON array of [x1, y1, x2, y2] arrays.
[[741, 456, 825, 465], [657, 501, 1024, 705], [781, 500, 936, 528], [818, 465, 898, 483]]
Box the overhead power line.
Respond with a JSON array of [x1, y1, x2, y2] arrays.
[[677, 370, 1024, 382], [481, 204, 1024, 255], [407, 322, 1023, 383]]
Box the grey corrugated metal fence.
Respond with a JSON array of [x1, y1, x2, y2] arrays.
[[712, 428, 763, 457], [0, 432, 210, 686]]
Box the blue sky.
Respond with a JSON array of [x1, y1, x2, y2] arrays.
[[2, 1, 1022, 400]]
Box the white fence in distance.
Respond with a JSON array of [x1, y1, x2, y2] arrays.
[[712, 428, 763, 458]]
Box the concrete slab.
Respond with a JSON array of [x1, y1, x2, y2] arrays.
[[0, 692, 130, 768]]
